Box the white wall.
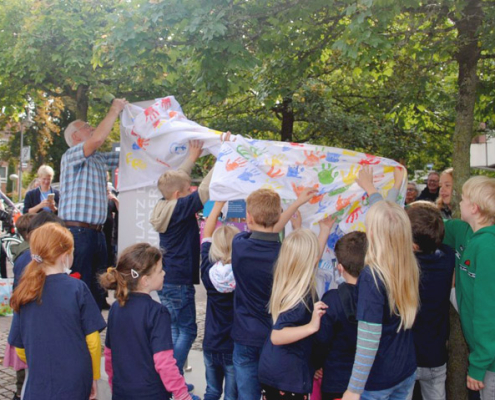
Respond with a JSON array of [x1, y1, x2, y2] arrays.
[[471, 137, 495, 169]]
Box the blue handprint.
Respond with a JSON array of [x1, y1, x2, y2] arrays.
[[287, 165, 304, 178], [326, 152, 341, 163], [327, 227, 344, 251], [238, 169, 260, 183], [217, 147, 233, 162]]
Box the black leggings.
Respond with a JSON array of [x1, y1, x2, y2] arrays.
[[261, 384, 309, 400]]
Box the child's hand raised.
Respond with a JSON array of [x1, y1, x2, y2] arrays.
[[308, 301, 328, 334], [221, 131, 235, 142], [356, 165, 377, 195], [295, 187, 319, 206], [290, 210, 302, 230], [188, 140, 204, 162], [318, 215, 336, 232]]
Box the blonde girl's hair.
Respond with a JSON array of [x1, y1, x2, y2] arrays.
[[269, 229, 320, 324], [365, 201, 419, 331], [11, 223, 74, 312], [99, 243, 162, 306], [436, 168, 454, 211], [209, 225, 241, 264]]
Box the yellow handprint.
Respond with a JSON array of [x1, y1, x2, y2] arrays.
[[341, 165, 361, 186]]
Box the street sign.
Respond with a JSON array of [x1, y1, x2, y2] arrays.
[[21, 146, 31, 162]]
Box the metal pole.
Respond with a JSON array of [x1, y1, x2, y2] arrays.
[[18, 122, 23, 203]]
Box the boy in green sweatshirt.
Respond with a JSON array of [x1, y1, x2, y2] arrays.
[[443, 176, 495, 398]]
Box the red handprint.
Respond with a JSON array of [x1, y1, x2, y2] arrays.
[[346, 204, 362, 223], [130, 129, 139, 137], [137, 137, 150, 149], [359, 154, 380, 166], [226, 157, 248, 171], [336, 194, 356, 211], [161, 97, 172, 110], [291, 183, 321, 204], [144, 106, 159, 122]]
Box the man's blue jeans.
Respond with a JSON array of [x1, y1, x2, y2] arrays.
[[69, 227, 107, 309], [233, 342, 262, 400], [158, 284, 197, 375], [203, 351, 237, 400], [362, 373, 416, 400]]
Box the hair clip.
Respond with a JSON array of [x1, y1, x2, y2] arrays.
[[131, 269, 139, 279], [107, 267, 115, 273], [31, 254, 43, 263]]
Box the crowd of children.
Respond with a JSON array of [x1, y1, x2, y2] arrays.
[[4, 139, 495, 400]]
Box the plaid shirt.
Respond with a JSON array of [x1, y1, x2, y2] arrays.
[[59, 143, 119, 225]]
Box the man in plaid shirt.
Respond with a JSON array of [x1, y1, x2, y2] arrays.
[[59, 98, 128, 308]]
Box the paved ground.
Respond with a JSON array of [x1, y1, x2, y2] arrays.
[[0, 277, 208, 400]]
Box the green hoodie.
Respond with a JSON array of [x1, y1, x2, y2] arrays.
[[444, 219, 495, 381]]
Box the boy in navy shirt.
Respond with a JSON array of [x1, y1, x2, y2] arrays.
[[315, 231, 367, 400], [406, 204, 455, 400], [232, 187, 316, 400], [149, 139, 212, 382]]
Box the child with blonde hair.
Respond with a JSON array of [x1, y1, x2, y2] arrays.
[[444, 176, 495, 397], [258, 228, 331, 399], [100, 243, 194, 400], [343, 201, 419, 400], [201, 201, 240, 400], [8, 223, 106, 400]]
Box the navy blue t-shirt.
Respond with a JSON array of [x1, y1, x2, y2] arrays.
[[315, 284, 358, 393], [357, 266, 416, 391], [231, 231, 281, 348], [105, 292, 174, 400], [259, 300, 315, 394], [13, 249, 31, 289], [413, 245, 455, 368], [158, 191, 203, 285], [8, 274, 106, 400], [200, 241, 234, 353]]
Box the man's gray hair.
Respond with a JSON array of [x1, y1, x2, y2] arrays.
[[408, 181, 418, 192], [64, 120, 84, 147]]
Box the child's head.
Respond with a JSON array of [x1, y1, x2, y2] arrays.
[[15, 213, 36, 241], [246, 188, 281, 229], [157, 170, 191, 200], [365, 201, 419, 330], [27, 211, 65, 238], [334, 231, 367, 278], [11, 223, 74, 312], [209, 225, 241, 265], [99, 243, 163, 306], [461, 176, 495, 226], [437, 168, 454, 210], [406, 205, 444, 254], [270, 229, 320, 323]]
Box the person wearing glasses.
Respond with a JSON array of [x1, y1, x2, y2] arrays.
[[418, 171, 440, 202], [59, 98, 128, 309]]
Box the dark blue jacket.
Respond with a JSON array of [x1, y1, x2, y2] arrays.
[[23, 187, 60, 214]]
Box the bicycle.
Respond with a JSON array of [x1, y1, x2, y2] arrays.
[[0, 209, 23, 262]]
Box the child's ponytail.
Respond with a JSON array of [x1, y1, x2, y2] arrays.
[[11, 222, 74, 313], [11, 260, 46, 312], [99, 243, 162, 306]]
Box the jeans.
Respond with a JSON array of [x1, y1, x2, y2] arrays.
[[233, 343, 262, 400], [158, 284, 197, 375], [406, 364, 446, 400], [69, 227, 107, 309], [481, 370, 495, 400], [203, 351, 237, 400], [362, 373, 416, 400]]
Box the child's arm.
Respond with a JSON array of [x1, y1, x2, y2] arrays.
[[154, 350, 192, 400], [86, 331, 102, 380], [178, 140, 204, 176], [104, 347, 113, 391], [356, 165, 405, 205], [274, 187, 318, 233], [203, 201, 226, 239], [271, 301, 328, 345], [14, 347, 26, 363], [318, 216, 336, 260]]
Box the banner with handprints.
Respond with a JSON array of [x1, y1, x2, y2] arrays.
[[210, 135, 406, 253], [119, 96, 225, 192]]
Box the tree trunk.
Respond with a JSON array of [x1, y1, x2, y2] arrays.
[[280, 96, 294, 142], [75, 84, 89, 121], [448, 2, 483, 400]]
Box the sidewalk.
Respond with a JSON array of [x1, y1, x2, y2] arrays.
[[0, 288, 208, 399]]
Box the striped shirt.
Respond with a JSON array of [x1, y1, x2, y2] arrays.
[[59, 143, 119, 225]]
